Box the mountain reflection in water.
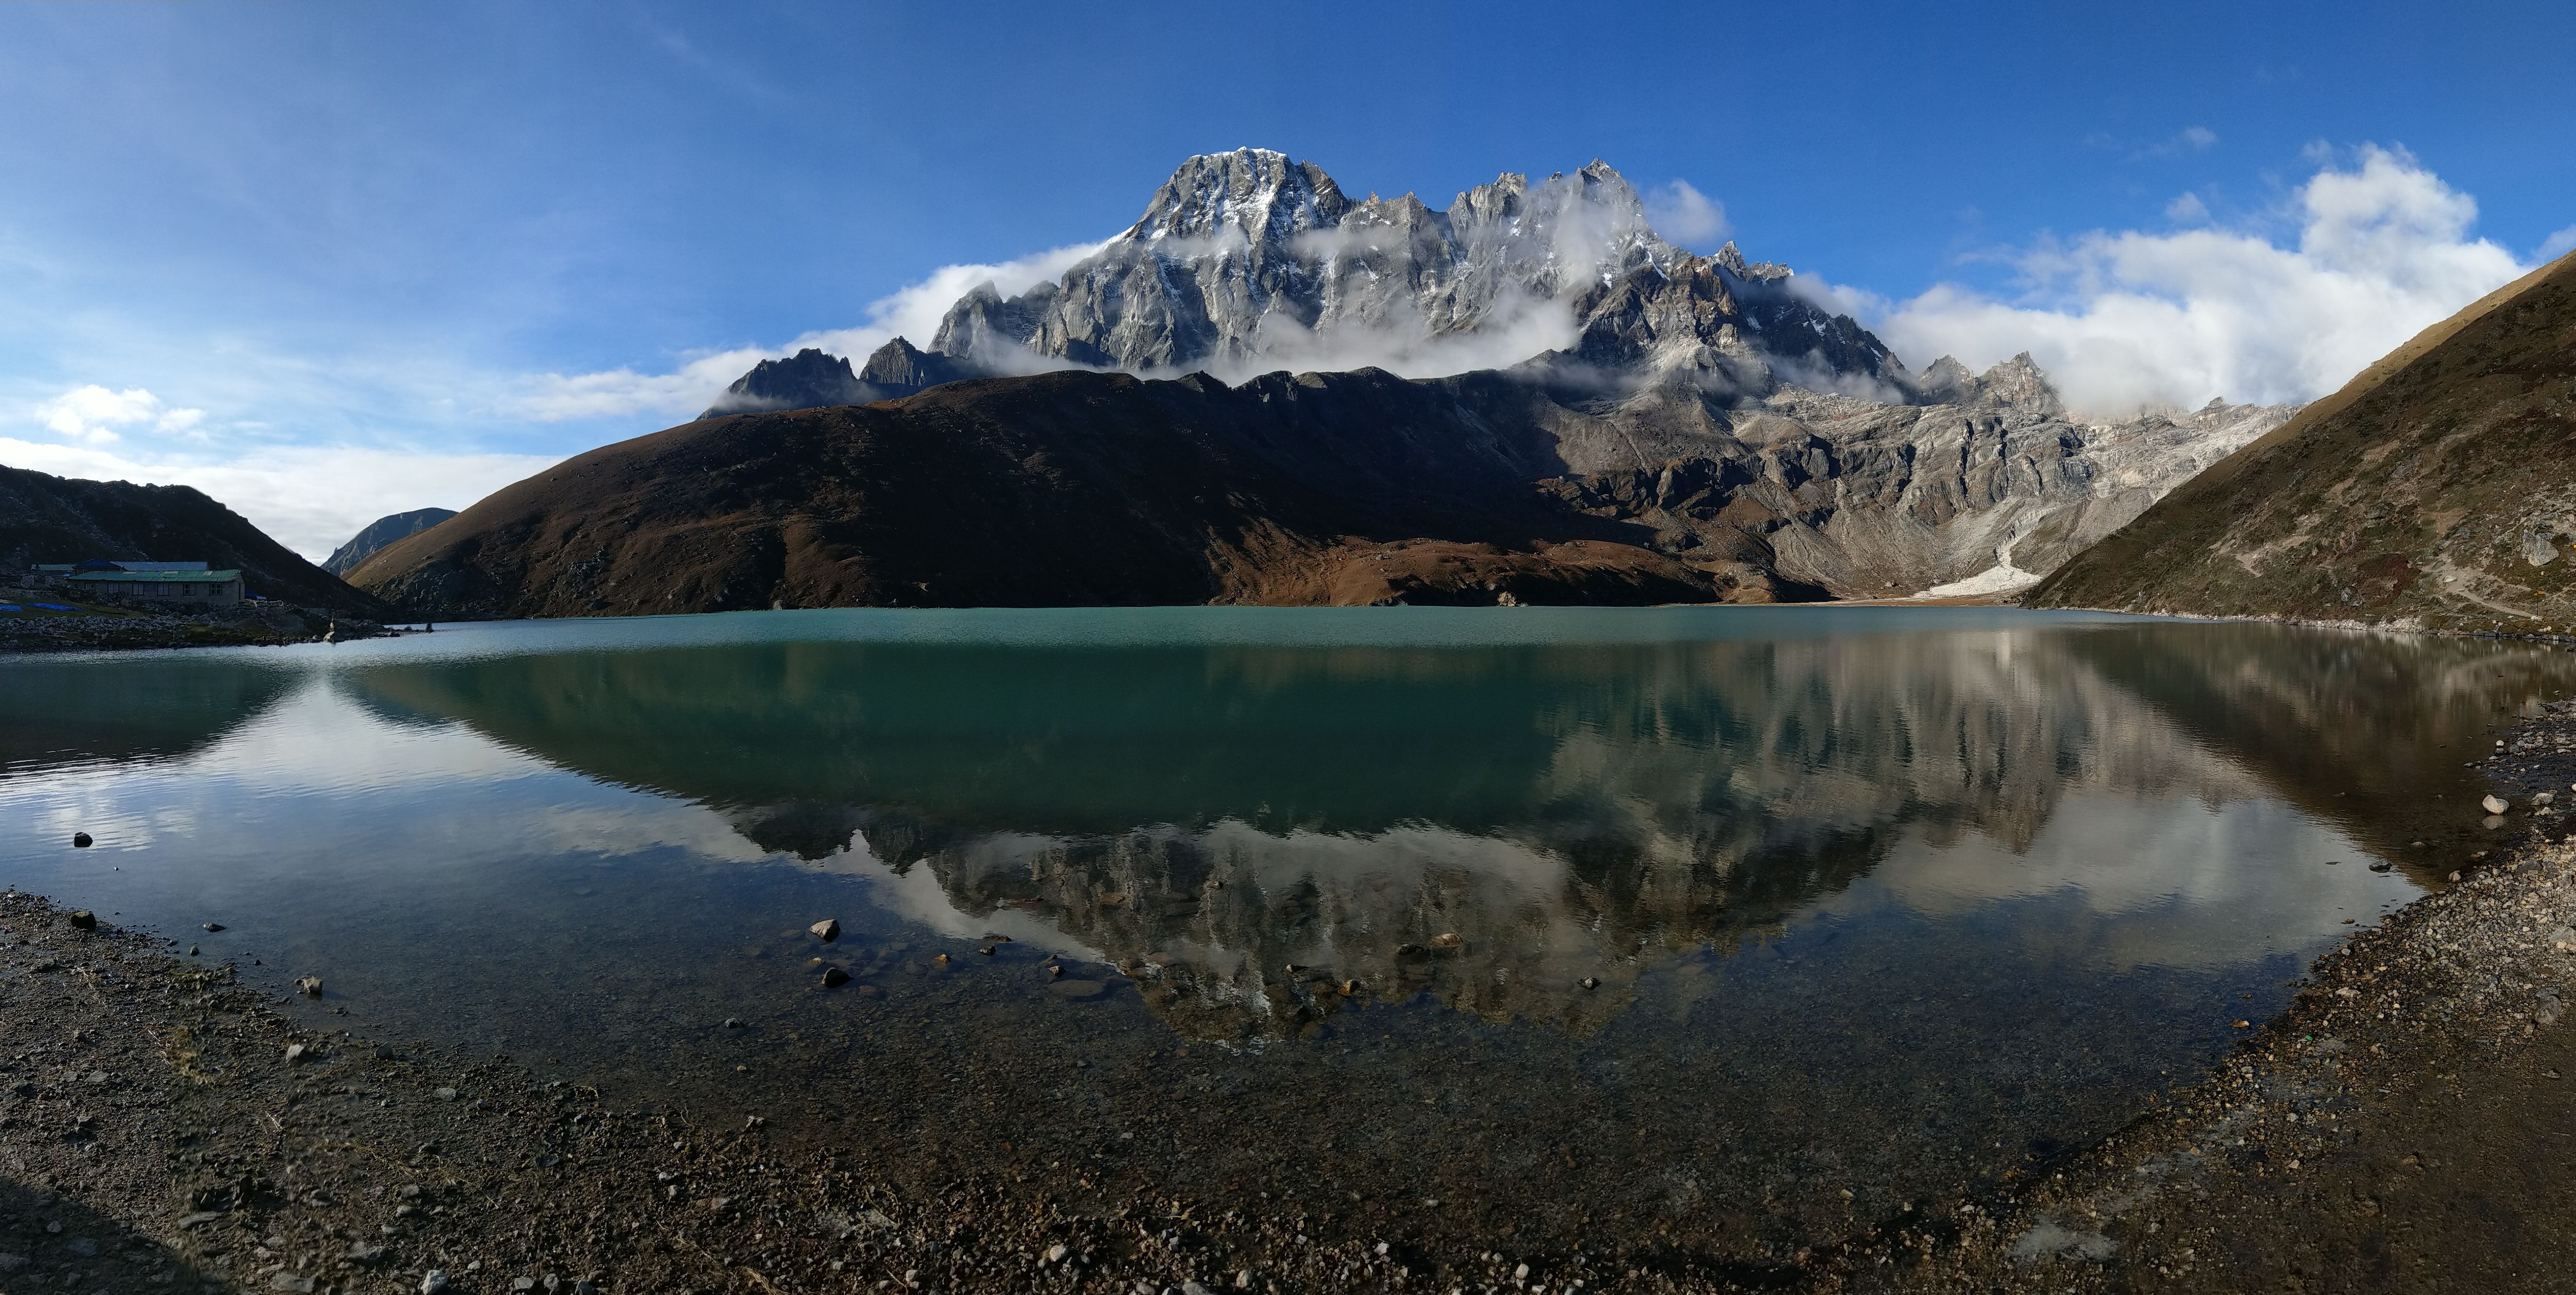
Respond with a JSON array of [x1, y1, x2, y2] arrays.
[[9, 607, 2571, 1259], [308, 611, 2569, 1043]]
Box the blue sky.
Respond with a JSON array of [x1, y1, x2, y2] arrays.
[[4, 0, 2572, 556]]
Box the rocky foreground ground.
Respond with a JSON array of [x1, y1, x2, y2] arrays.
[[4, 736, 2572, 1294]]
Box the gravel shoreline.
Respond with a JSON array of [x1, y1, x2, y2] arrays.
[[0, 606, 400, 655], [1914, 720, 2576, 1292], [6, 731, 2572, 1294], [0, 889, 1603, 1295]]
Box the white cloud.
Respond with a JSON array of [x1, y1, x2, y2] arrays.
[[2166, 125, 2218, 155], [2163, 191, 2210, 224], [807, 241, 1106, 359], [1201, 286, 1580, 384], [1873, 145, 2528, 414], [33, 384, 208, 444], [1643, 180, 1728, 248], [0, 437, 560, 560], [510, 347, 770, 422], [2541, 223, 2576, 263], [512, 241, 1107, 422], [2126, 126, 2218, 161]]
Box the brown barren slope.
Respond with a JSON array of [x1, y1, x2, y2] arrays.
[[349, 369, 1817, 618], [2028, 250, 2576, 627], [0, 464, 392, 615]]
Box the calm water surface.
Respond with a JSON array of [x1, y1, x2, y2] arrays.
[[3, 606, 2565, 1255]]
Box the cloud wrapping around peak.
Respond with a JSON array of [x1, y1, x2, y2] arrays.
[[513, 241, 1108, 421], [513, 349, 771, 422], [36, 385, 206, 444], [1203, 287, 1580, 385], [1870, 145, 2528, 415], [514, 163, 1748, 413], [1643, 180, 1728, 249]]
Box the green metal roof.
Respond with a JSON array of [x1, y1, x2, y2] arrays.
[[65, 569, 242, 583]]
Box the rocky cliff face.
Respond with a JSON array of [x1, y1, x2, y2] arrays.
[[700, 348, 883, 417], [2028, 250, 2576, 627], [1700, 363, 2298, 595], [929, 149, 1901, 391], [324, 507, 457, 576]]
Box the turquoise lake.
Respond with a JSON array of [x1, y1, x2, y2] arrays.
[[2, 606, 2563, 1255]]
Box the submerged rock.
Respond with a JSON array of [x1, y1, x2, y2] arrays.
[[820, 967, 851, 988]]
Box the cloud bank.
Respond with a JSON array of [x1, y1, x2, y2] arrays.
[[1869, 145, 2529, 415], [0, 435, 559, 560], [34, 385, 206, 444], [1204, 287, 1580, 385]]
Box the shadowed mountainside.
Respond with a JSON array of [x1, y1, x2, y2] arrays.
[[351, 361, 2291, 618], [2028, 250, 2576, 627], [349, 368, 1819, 617], [0, 464, 394, 615]]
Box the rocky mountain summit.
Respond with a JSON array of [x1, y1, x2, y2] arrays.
[[929, 148, 1900, 390], [371, 148, 2307, 616], [323, 506, 456, 576], [701, 348, 879, 417]]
